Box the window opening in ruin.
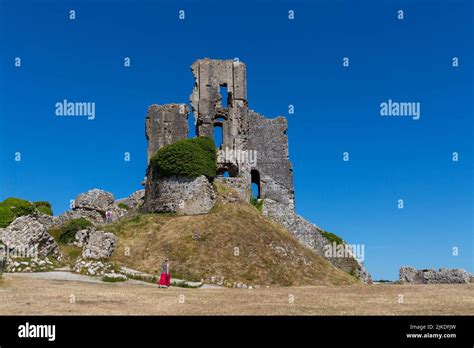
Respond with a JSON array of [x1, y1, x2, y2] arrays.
[[251, 169, 261, 199], [219, 84, 229, 108], [214, 124, 223, 149]]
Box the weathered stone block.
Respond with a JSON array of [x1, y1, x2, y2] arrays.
[[0, 215, 61, 259], [82, 231, 116, 260]]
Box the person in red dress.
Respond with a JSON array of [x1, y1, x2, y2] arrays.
[[158, 258, 171, 288]]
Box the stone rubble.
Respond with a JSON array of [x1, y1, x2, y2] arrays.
[[399, 266, 471, 284]]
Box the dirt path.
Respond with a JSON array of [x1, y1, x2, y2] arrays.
[[1, 275, 473, 315], [5, 271, 156, 286]]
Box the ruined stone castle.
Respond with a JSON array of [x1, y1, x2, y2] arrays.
[[145, 58, 294, 209], [143, 58, 371, 283]]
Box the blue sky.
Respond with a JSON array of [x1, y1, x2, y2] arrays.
[[0, 0, 472, 280]]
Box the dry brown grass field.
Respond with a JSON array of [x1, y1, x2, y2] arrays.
[[0, 276, 472, 315], [105, 197, 356, 286]]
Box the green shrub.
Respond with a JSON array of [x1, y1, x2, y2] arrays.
[[102, 274, 127, 282], [34, 201, 51, 209], [151, 136, 217, 180], [117, 202, 130, 210], [34, 201, 53, 215], [320, 230, 344, 245], [250, 197, 263, 212], [58, 218, 92, 244], [0, 206, 14, 228], [36, 205, 53, 216], [1, 197, 35, 218]]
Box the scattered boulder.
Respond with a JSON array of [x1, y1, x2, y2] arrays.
[[4, 256, 57, 273], [399, 266, 471, 284], [82, 230, 117, 259], [55, 209, 104, 227], [73, 258, 116, 276], [0, 215, 61, 259], [54, 189, 127, 227], [31, 212, 57, 230], [143, 175, 216, 215], [73, 229, 91, 248], [75, 189, 115, 212]]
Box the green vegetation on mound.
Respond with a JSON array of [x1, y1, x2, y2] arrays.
[[49, 218, 91, 267], [34, 201, 53, 216], [0, 205, 15, 228], [106, 202, 356, 287], [1, 197, 35, 218], [150, 136, 217, 180], [50, 217, 92, 244], [320, 229, 344, 245], [0, 198, 54, 227], [117, 202, 130, 210]]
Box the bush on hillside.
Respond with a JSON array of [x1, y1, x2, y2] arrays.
[[150, 136, 217, 180], [320, 230, 344, 245], [250, 197, 263, 211], [1, 198, 35, 218], [117, 202, 130, 210], [34, 201, 53, 216], [34, 201, 51, 209], [0, 206, 14, 228], [57, 218, 92, 244]]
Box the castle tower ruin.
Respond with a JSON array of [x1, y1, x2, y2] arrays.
[[145, 58, 295, 210]]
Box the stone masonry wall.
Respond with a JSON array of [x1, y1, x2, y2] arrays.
[[248, 110, 295, 208], [145, 103, 189, 163]]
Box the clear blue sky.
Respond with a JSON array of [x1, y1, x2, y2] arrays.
[[0, 0, 472, 280]]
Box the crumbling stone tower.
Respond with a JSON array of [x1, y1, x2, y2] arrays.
[[145, 58, 295, 210]]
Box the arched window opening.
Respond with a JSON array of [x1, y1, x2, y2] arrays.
[[251, 169, 261, 199]]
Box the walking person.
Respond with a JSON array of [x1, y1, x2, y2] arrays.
[[105, 210, 112, 224], [157, 258, 171, 288]]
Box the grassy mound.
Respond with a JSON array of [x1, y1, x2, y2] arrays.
[[106, 197, 356, 287], [34, 201, 53, 216], [1, 197, 35, 217], [150, 136, 217, 180], [0, 198, 54, 227], [0, 205, 15, 228]]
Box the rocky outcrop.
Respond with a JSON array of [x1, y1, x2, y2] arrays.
[[399, 266, 471, 284], [82, 230, 117, 260], [56, 189, 127, 226], [73, 229, 91, 248], [55, 208, 104, 226], [75, 189, 115, 212], [143, 175, 216, 215], [262, 199, 371, 283], [116, 189, 145, 210], [0, 216, 61, 259]]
